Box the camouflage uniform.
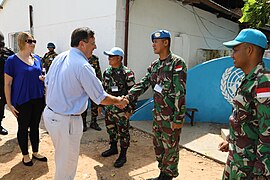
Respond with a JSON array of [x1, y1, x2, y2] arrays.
[[81, 55, 103, 130], [127, 53, 187, 177], [0, 47, 14, 132], [42, 51, 58, 72], [223, 62, 270, 180], [89, 55, 103, 122], [102, 64, 135, 148]]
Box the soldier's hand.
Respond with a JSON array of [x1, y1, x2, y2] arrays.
[[172, 122, 183, 130], [98, 107, 103, 116], [218, 140, 229, 152], [125, 112, 132, 119]]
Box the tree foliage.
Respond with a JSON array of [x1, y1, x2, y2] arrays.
[[239, 0, 270, 28]]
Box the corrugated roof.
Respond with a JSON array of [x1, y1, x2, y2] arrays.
[[181, 0, 243, 22]]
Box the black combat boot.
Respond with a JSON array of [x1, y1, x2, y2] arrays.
[[83, 117, 87, 132], [114, 147, 127, 168], [101, 142, 118, 157], [146, 172, 164, 180], [90, 118, 101, 131], [162, 173, 173, 180], [0, 121, 8, 135]]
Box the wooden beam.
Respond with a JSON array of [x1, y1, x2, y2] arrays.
[[182, 0, 200, 5], [201, 0, 241, 18]]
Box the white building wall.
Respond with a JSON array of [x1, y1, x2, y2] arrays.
[[0, 0, 31, 45], [0, 0, 118, 71], [1, 0, 240, 100], [115, 0, 126, 49], [127, 0, 239, 99]]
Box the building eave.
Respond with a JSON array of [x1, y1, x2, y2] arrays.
[[181, 0, 242, 22]]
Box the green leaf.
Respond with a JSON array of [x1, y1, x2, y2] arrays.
[[240, 0, 270, 28]]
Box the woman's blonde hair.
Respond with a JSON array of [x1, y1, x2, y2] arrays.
[[17, 32, 34, 51]]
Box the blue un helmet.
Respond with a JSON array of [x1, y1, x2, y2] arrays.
[[47, 42, 56, 49], [151, 30, 171, 42]]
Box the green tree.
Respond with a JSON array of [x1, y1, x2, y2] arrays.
[[239, 0, 270, 28]]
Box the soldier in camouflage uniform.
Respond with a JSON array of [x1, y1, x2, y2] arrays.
[[81, 54, 103, 131], [42, 42, 57, 72], [0, 31, 14, 135], [219, 28, 270, 180], [101, 47, 136, 168], [126, 30, 187, 180]]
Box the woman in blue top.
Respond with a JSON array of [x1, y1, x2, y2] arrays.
[[4, 32, 47, 166]]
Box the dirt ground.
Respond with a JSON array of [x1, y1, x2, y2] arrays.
[[0, 110, 225, 180]]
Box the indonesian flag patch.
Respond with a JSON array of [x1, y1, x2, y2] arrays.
[[175, 65, 182, 72], [256, 87, 270, 98], [128, 73, 134, 78]]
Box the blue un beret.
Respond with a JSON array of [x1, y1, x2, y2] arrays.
[[223, 28, 268, 49], [151, 30, 171, 42], [47, 42, 56, 48]]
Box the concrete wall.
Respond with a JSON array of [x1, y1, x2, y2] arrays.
[[0, 0, 118, 71], [127, 0, 239, 99], [0, 0, 31, 39], [1, 0, 240, 100]]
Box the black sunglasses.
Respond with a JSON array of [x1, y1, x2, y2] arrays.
[[25, 39, 37, 44]]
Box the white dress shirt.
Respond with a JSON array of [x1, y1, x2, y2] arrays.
[[45, 47, 108, 115]]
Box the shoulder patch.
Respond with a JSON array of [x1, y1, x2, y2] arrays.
[[175, 65, 183, 72], [256, 87, 270, 98], [128, 72, 134, 78]]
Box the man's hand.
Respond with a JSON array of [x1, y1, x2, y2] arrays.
[[218, 140, 229, 152], [115, 96, 129, 109]]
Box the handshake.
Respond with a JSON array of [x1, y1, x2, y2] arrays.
[[115, 95, 129, 109]]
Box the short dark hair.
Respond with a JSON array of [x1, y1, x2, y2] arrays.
[[70, 27, 95, 47], [162, 38, 171, 49], [245, 43, 265, 58], [255, 45, 265, 57]]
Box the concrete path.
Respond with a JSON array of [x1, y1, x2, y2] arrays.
[[1, 107, 229, 164], [130, 120, 229, 164]]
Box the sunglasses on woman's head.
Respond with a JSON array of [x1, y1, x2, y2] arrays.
[[25, 39, 37, 44]]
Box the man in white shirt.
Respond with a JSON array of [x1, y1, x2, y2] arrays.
[[43, 27, 128, 180]]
